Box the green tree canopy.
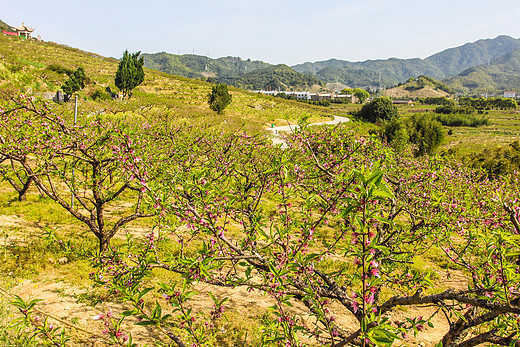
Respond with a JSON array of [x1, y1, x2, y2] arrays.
[[115, 50, 145, 100], [358, 97, 398, 123], [380, 114, 445, 156], [208, 83, 232, 114], [61, 67, 86, 101], [408, 114, 445, 156], [353, 88, 370, 103]]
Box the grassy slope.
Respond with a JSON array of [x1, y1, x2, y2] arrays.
[[0, 34, 333, 131]]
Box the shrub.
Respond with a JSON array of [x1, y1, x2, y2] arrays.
[[408, 114, 445, 156], [90, 88, 111, 101], [433, 114, 490, 127], [61, 67, 86, 101], [208, 83, 232, 114], [380, 118, 409, 153], [435, 105, 475, 115], [357, 97, 398, 123], [46, 63, 74, 76]]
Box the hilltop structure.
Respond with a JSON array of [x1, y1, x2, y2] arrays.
[[2, 22, 34, 38]]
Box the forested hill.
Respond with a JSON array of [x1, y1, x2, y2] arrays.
[[144, 35, 520, 92], [292, 35, 520, 89], [215, 64, 323, 90], [142, 53, 271, 80], [142, 52, 320, 91], [445, 46, 520, 94], [425, 35, 520, 77], [383, 75, 453, 98]]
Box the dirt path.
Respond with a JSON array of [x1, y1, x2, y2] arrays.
[[266, 115, 350, 146]]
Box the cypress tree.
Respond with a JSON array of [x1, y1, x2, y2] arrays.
[[115, 50, 145, 100], [208, 83, 232, 114]]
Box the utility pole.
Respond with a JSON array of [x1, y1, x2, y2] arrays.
[[71, 94, 77, 209]]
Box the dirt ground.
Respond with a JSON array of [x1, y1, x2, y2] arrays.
[[0, 212, 469, 346]]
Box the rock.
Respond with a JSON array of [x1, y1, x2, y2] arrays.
[[58, 257, 68, 264]]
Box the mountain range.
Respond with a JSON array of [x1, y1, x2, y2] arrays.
[[143, 35, 520, 94]]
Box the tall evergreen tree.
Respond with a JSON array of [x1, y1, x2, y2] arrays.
[[115, 50, 145, 100], [208, 83, 232, 114]]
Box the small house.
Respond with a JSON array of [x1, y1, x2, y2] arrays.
[[392, 99, 414, 106]]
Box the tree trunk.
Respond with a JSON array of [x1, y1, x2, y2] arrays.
[[18, 190, 27, 201], [98, 233, 111, 255], [17, 177, 32, 201]]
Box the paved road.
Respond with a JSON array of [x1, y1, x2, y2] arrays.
[[266, 115, 350, 146]]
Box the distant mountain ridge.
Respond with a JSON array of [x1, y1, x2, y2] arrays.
[[142, 53, 321, 90], [143, 35, 520, 93], [292, 35, 520, 89], [142, 53, 271, 80], [445, 46, 520, 94]]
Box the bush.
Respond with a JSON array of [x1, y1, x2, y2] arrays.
[[61, 67, 86, 101], [381, 114, 445, 156], [469, 141, 520, 177], [435, 105, 475, 115], [357, 97, 398, 123], [46, 63, 74, 76], [90, 88, 111, 101], [418, 97, 454, 106], [380, 118, 409, 153], [408, 114, 445, 156], [208, 83, 232, 114], [433, 114, 490, 127]]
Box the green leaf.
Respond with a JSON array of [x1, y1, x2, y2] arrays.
[[138, 287, 154, 300], [135, 321, 156, 326]]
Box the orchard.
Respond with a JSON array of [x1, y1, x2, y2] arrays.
[[1, 94, 519, 347]]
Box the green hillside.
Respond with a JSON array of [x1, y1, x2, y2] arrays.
[[292, 35, 520, 91], [142, 52, 271, 80], [0, 34, 333, 129], [445, 47, 520, 94], [143, 52, 322, 90], [295, 58, 444, 87], [425, 35, 520, 76], [216, 64, 323, 90], [143, 36, 520, 93], [0, 19, 15, 32], [383, 75, 453, 98]]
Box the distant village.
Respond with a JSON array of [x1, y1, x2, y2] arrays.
[[253, 90, 358, 103], [254, 89, 518, 103]]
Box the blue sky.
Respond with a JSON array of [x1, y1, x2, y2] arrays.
[[3, 0, 519, 65]]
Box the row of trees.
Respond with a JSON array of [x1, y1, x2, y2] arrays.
[[59, 50, 145, 102], [341, 88, 370, 103], [459, 97, 518, 110], [1, 95, 519, 346], [59, 50, 232, 114], [356, 97, 445, 156]]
